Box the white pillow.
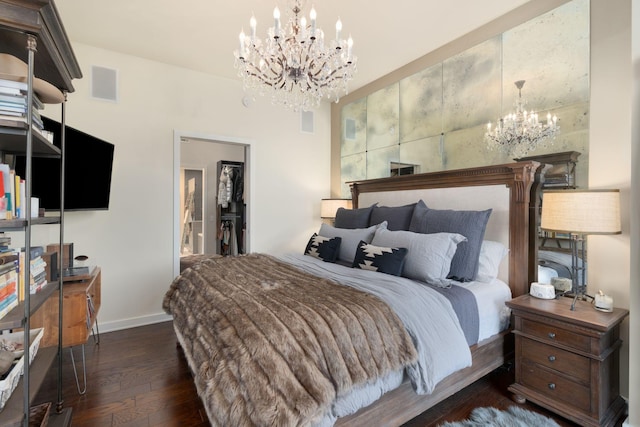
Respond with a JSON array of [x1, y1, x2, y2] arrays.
[[372, 228, 466, 287], [319, 221, 387, 263], [476, 240, 509, 283]]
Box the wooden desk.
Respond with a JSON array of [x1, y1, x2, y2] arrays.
[[31, 267, 101, 348]]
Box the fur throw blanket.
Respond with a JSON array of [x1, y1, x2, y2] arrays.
[[163, 254, 417, 426]]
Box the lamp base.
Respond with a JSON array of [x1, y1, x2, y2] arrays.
[[563, 292, 592, 310]]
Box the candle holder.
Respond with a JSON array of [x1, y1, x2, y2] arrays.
[[594, 290, 614, 312]]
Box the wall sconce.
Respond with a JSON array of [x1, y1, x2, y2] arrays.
[[321, 198, 352, 219], [540, 189, 621, 310]]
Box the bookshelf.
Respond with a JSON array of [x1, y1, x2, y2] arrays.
[[0, 0, 82, 425]]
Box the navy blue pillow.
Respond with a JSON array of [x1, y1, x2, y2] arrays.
[[409, 200, 491, 282], [304, 233, 342, 262], [334, 203, 377, 229], [369, 203, 417, 231], [352, 240, 408, 276]]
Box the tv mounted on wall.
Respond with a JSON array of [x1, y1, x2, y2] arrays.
[[14, 116, 115, 211]]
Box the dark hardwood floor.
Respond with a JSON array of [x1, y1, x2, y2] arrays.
[[34, 321, 584, 427]]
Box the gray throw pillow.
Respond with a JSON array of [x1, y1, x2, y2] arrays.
[[372, 228, 466, 286], [334, 203, 377, 229], [319, 221, 387, 263], [369, 203, 416, 231], [409, 200, 491, 282]]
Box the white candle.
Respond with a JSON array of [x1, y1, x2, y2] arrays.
[[347, 35, 353, 61], [250, 15, 257, 41], [238, 29, 246, 56], [274, 7, 281, 37], [310, 7, 317, 38], [300, 17, 307, 38], [595, 291, 613, 311], [335, 18, 342, 42]]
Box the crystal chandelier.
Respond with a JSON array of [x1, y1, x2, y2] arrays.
[[233, 0, 357, 111], [484, 80, 558, 158]]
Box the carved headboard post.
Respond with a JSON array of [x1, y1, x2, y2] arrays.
[[347, 161, 542, 297], [505, 161, 543, 297]]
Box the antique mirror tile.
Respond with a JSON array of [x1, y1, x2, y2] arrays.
[[366, 145, 400, 179], [502, 0, 589, 112], [442, 36, 502, 133], [341, 97, 367, 157], [443, 125, 506, 170], [341, 152, 366, 198], [400, 135, 443, 173], [366, 84, 400, 150], [399, 64, 443, 144]]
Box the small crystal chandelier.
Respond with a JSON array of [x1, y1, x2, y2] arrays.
[[233, 0, 357, 112], [485, 80, 558, 158]]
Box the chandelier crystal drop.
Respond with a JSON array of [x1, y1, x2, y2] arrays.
[[484, 80, 558, 158], [233, 0, 357, 111]]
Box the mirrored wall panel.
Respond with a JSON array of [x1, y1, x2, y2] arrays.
[[340, 0, 589, 197]]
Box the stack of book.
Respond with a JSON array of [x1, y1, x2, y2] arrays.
[[29, 254, 48, 295], [0, 248, 19, 321], [0, 78, 45, 132]]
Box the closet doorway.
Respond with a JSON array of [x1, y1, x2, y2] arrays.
[[173, 131, 251, 277]]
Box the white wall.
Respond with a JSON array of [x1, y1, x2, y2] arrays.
[[630, 1, 640, 424], [589, 1, 635, 421], [31, 42, 331, 331]]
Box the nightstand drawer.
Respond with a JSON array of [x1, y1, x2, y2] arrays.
[[521, 359, 590, 412], [521, 318, 590, 353], [520, 337, 590, 384]]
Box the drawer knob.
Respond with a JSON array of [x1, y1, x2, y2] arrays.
[[548, 332, 556, 339], [548, 383, 556, 390], [548, 355, 556, 362]]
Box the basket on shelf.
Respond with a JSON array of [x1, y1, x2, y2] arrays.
[[0, 328, 45, 411]]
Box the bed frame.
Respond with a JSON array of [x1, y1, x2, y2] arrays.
[[335, 160, 544, 426]]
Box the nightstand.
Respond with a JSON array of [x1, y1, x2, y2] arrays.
[[506, 294, 628, 427]]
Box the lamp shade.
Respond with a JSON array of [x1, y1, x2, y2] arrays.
[[541, 189, 621, 235], [321, 198, 352, 219]]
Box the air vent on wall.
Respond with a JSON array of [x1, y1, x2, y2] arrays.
[[91, 65, 118, 102]]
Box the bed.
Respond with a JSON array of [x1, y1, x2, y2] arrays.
[[164, 161, 544, 426]]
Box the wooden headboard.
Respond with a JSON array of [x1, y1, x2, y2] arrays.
[[348, 161, 544, 298]]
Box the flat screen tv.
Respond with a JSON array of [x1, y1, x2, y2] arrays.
[[14, 116, 115, 211]]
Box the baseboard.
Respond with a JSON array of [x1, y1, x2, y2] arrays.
[[98, 313, 173, 334]]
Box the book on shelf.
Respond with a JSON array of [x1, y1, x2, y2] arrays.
[[0, 93, 27, 105], [0, 294, 18, 320], [0, 252, 18, 265], [0, 281, 16, 301], [0, 104, 26, 114], [0, 259, 17, 276], [30, 279, 47, 295], [0, 79, 27, 102], [0, 269, 18, 320]]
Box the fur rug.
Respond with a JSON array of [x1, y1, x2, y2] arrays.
[[439, 406, 561, 427]]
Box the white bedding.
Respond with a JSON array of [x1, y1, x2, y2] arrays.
[[452, 278, 512, 342]]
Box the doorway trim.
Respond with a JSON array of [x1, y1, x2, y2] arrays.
[[173, 130, 253, 278]]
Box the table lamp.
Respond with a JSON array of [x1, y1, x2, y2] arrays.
[[540, 189, 621, 310], [320, 198, 352, 220]]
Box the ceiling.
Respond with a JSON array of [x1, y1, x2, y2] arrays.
[[54, 0, 531, 93]]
